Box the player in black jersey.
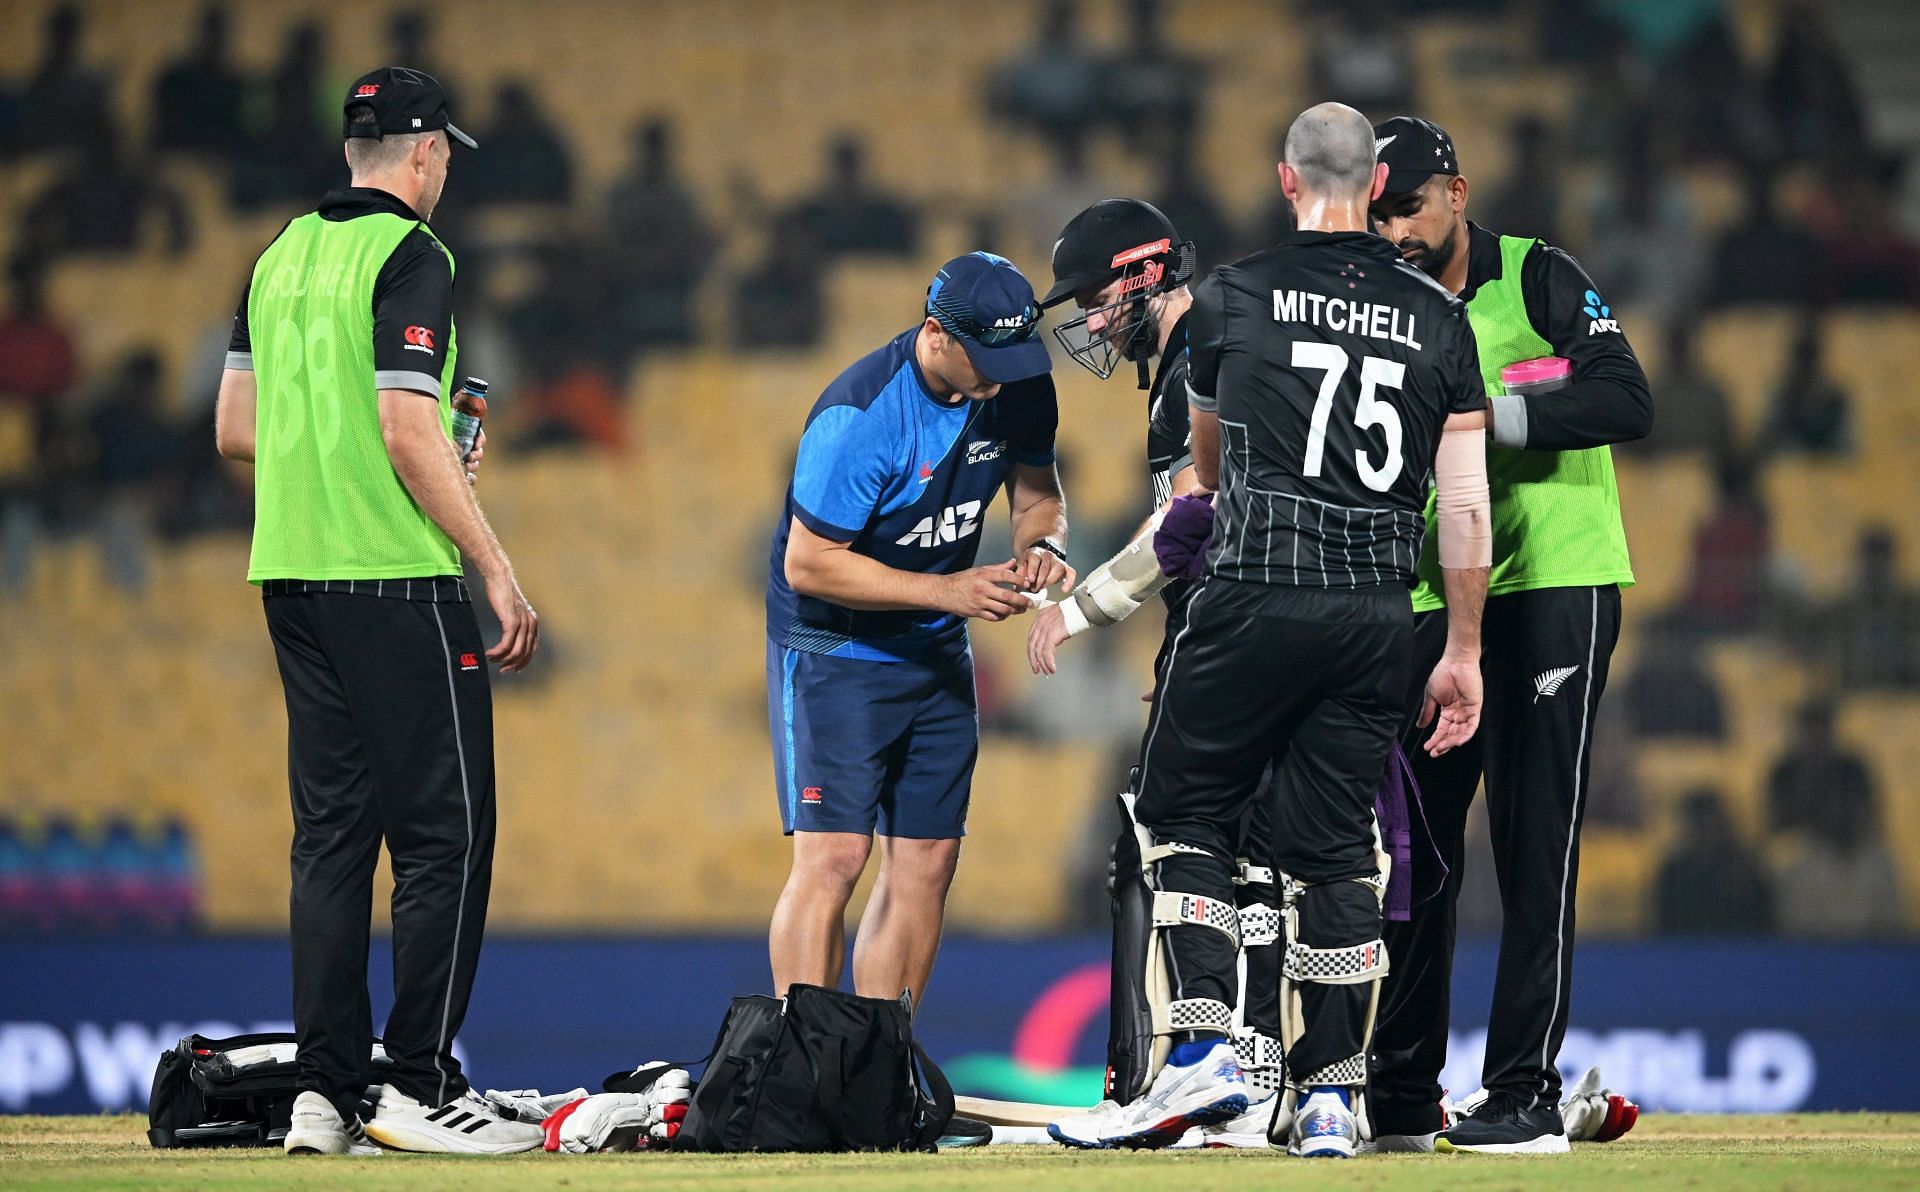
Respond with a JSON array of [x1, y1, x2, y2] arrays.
[[1027, 198, 1200, 678], [1048, 103, 1493, 1158], [1029, 200, 1286, 1147]]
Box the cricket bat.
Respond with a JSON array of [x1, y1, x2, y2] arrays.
[[953, 1095, 1086, 1127]]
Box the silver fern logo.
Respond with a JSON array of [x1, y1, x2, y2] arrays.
[[1534, 666, 1580, 703]]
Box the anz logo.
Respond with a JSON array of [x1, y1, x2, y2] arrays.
[[896, 500, 982, 548], [1583, 289, 1621, 335]]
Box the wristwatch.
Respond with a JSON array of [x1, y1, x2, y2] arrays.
[[1029, 538, 1068, 564]]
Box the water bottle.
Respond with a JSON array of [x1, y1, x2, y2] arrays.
[[451, 377, 489, 459]]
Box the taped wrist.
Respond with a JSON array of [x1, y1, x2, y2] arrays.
[[1434, 426, 1491, 570], [1069, 507, 1172, 628]]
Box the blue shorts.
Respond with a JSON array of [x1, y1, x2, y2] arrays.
[[766, 640, 978, 839]]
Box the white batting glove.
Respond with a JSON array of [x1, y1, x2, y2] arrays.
[[482, 1086, 589, 1123], [1560, 1066, 1638, 1142], [555, 1092, 652, 1153], [551, 1067, 694, 1152], [643, 1067, 693, 1146]]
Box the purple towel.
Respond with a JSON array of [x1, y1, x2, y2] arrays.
[[1374, 741, 1447, 922], [1153, 493, 1214, 580]]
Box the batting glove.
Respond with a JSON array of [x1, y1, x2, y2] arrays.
[[1561, 1066, 1638, 1143], [482, 1086, 590, 1123]]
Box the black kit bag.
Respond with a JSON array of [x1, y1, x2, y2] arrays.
[[147, 1031, 396, 1149], [674, 984, 953, 1153]]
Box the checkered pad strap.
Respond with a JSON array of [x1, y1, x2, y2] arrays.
[[1238, 903, 1281, 947], [1152, 997, 1233, 1037], [1233, 1029, 1285, 1073], [1283, 938, 1388, 985], [1152, 891, 1242, 945], [1235, 861, 1274, 887], [1142, 841, 1215, 865], [1295, 1052, 1368, 1088], [1280, 871, 1384, 905]]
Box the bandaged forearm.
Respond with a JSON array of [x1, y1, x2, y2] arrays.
[[1434, 427, 1492, 569], [1062, 507, 1172, 636]]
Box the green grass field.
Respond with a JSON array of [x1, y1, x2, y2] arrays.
[[5, 1113, 1917, 1190]]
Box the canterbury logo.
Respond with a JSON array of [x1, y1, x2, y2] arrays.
[[1534, 666, 1580, 703], [403, 325, 436, 354]]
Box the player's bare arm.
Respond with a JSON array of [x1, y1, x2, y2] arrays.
[[1422, 407, 1491, 755], [784, 517, 1031, 622], [1004, 462, 1073, 594], [214, 368, 257, 463], [380, 389, 539, 671]]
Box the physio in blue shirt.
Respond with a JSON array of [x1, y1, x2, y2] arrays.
[[766, 252, 1073, 1008]]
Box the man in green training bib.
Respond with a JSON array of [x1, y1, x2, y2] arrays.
[[1363, 116, 1653, 1155], [214, 67, 543, 1157]]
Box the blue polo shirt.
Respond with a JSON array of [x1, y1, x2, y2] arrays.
[[766, 327, 1058, 663]]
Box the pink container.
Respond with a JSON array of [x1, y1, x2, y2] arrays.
[[1499, 356, 1572, 395]]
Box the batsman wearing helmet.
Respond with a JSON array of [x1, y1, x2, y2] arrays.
[[1027, 200, 1286, 1148], [1050, 102, 1492, 1158]]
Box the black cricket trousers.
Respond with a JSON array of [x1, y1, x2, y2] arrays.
[[1372, 584, 1621, 1125], [264, 583, 496, 1121], [1134, 578, 1412, 1081]]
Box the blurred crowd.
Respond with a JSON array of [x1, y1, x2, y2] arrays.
[[983, 0, 1920, 940], [0, 812, 202, 936], [2, 0, 1917, 936]]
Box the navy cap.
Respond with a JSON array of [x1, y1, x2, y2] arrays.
[[344, 66, 477, 149], [1372, 115, 1458, 196], [925, 252, 1051, 384]]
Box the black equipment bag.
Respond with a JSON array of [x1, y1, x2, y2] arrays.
[[147, 1031, 395, 1149], [674, 984, 953, 1153]]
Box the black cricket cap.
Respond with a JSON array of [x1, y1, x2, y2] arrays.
[[343, 67, 477, 149], [1041, 198, 1182, 308], [1372, 115, 1458, 196]]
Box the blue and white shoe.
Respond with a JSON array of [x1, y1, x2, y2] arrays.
[[1196, 1092, 1280, 1148], [1049, 1040, 1248, 1150], [1290, 1089, 1358, 1159]]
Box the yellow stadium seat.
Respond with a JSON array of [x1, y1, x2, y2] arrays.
[[1577, 828, 1656, 936], [1835, 695, 1920, 931]]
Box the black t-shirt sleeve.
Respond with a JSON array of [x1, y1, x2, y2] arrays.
[[1184, 272, 1229, 413], [1441, 298, 1487, 414], [371, 229, 455, 397], [1008, 373, 1059, 465], [225, 280, 252, 367], [1149, 350, 1194, 476], [1509, 243, 1654, 451]]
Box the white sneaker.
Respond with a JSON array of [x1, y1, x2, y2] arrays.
[[284, 1090, 381, 1155], [1048, 1041, 1248, 1150], [1053, 1100, 1126, 1147], [1358, 1130, 1437, 1154], [1197, 1093, 1279, 1148], [364, 1084, 545, 1154], [1290, 1090, 1358, 1159]]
